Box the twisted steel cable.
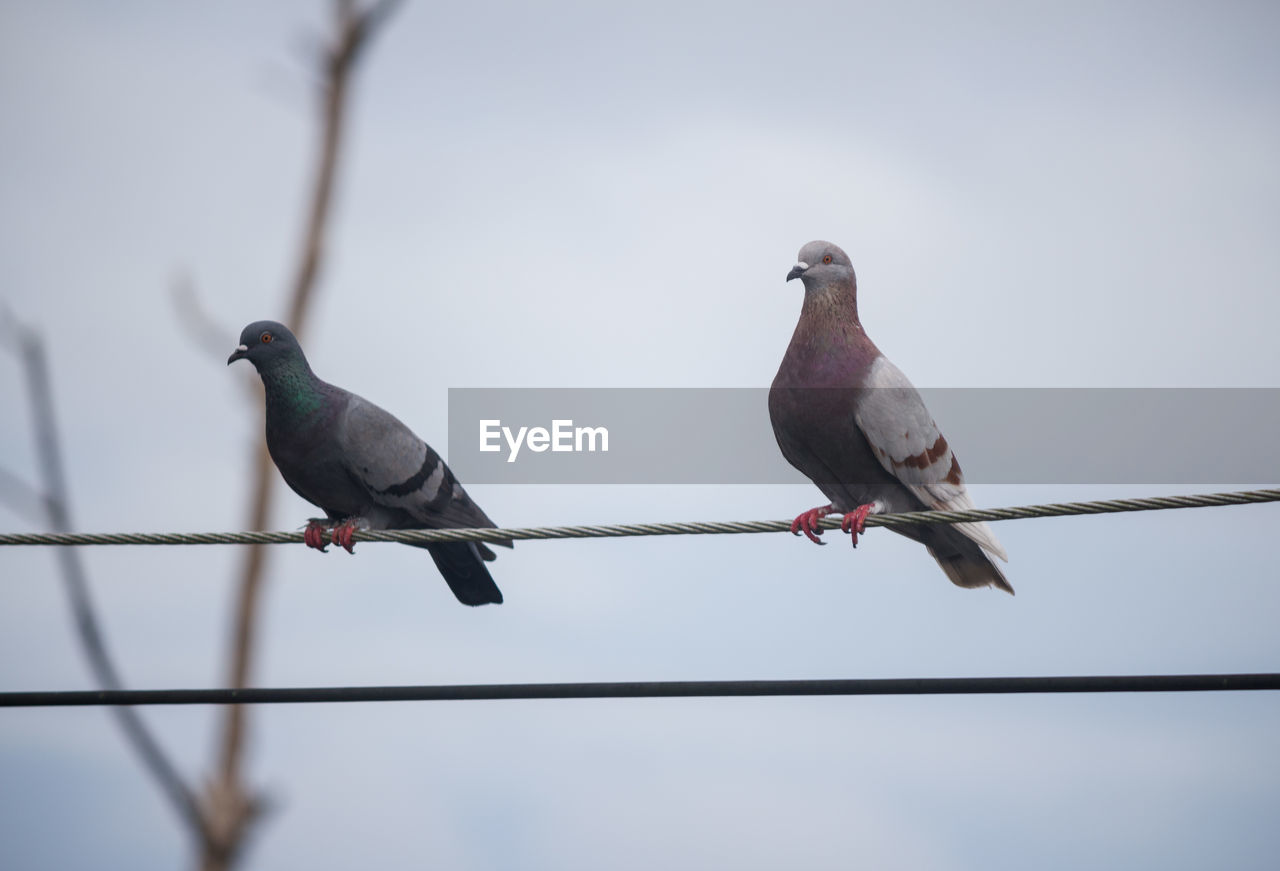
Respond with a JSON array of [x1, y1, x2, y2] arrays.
[[0, 488, 1276, 548]]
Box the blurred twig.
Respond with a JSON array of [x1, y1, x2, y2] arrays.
[[286, 0, 404, 328], [0, 312, 213, 847], [199, 3, 402, 870], [2, 2, 404, 866], [0, 464, 48, 521], [171, 271, 237, 366]]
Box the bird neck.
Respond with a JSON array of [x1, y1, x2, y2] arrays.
[[258, 357, 325, 423], [800, 280, 862, 332], [779, 281, 877, 384]]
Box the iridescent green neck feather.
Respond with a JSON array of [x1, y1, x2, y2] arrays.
[[259, 355, 324, 422]]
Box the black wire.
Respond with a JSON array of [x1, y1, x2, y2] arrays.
[[3, 673, 1277, 708]]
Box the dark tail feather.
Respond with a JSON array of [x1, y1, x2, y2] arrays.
[[926, 546, 1014, 595], [475, 541, 508, 561], [423, 541, 504, 606], [893, 523, 1013, 595]]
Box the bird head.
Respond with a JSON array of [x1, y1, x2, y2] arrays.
[[227, 320, 304, 368], [786, 240, 855, 288]]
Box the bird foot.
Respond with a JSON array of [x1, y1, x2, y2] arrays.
[[840, 503, 876, 548], [303, 519, 331, 552], [331, 520, 360, 554], [790, 504, 834, 545]]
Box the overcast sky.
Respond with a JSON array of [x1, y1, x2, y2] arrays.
[[2, 2, 1279, 869]]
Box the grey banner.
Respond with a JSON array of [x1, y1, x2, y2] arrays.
[[446, 388, 1280, 485]]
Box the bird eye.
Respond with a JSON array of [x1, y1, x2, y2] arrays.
[[822, 254, 833, 264], [260, 332, 273, 344]]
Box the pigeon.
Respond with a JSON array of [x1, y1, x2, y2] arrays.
[[768, 241, 1012, 594], [228, 320, 510, 606]]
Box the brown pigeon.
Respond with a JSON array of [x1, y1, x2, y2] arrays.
[[769, 241, 1012, 593]]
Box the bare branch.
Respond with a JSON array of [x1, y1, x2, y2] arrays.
[[0, 465, 48, 522], [339, 0, 405, 69], [281, 0, 403, 333], [171, 271, 237, 365], [6, 316, 211, 845], [201, 2, 403, 868], [0, 300, 23, 350]]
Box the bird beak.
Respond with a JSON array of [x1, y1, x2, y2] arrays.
[[786, 262, 809, 282], [227, 344, 248, 365]]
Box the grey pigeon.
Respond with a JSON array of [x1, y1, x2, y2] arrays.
[[769, 241, 1012, 594], [228, 320, 510, 606]]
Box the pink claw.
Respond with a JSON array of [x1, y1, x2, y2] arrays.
[[331, 521, 358, 554], [840, 504, 875, 548], [304, 520, 330, 552], [789, 504, 834, 545]]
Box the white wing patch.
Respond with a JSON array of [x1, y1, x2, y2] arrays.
[[855, 356, 1007, 561], [419, 461, 446, 503]]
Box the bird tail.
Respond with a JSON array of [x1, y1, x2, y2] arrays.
[[474, 540, 512, 561], [422, 541, 505, 606], [926, 545, 1014, 595]]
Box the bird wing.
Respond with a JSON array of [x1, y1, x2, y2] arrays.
[[853, 356, 1007, 561], [336, 395, 508, 538]]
